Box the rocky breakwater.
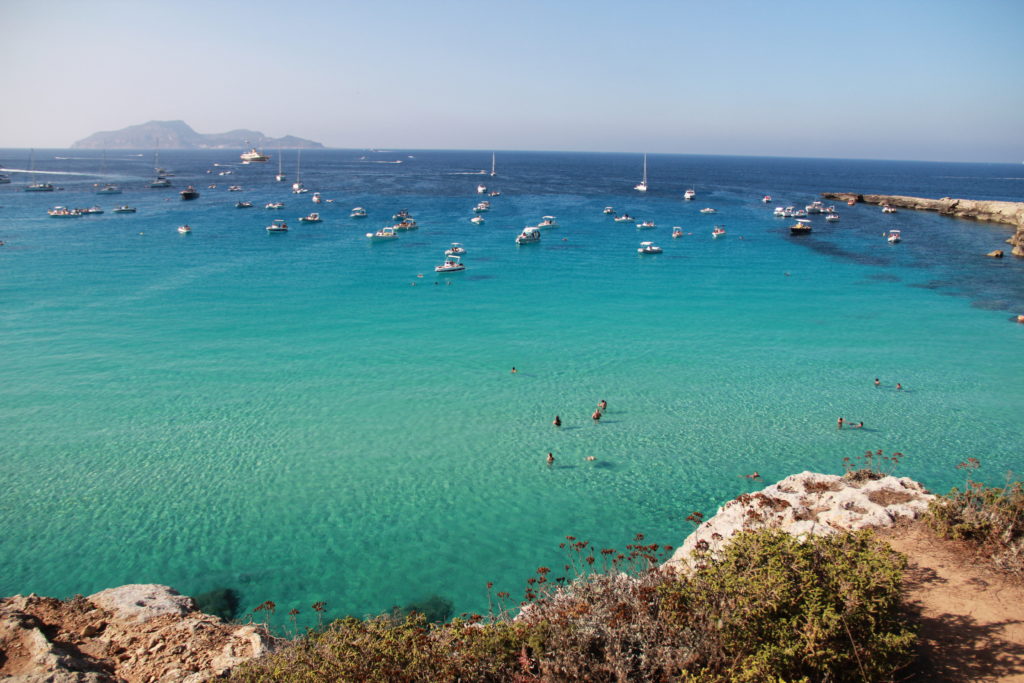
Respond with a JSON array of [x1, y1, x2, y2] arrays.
[[665, 471, 934, 571], [822, 192, 1024, 256], [0, 584, 280, 682]]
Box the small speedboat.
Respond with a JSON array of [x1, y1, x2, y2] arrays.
[[470, 215, 485, 224], [435, 254, 465, 272], [700, 207, 716, 214], [228, 185, 243, 192], [789, 219, 812, 235], [178, 224, 192, 234], [265, 201, 285, 209], [847, 199, 856, 206], [80, 206, 104, 215], [473, 201, 490, 213], [179, 185, 200, 200], [299, 212, 322, 223], [638, 241, 662, 254], [394, 219, 418, 231], [603, 206, 615, 215], [235, 201, 254, 208], [25, 182, 55, 192], [793, 209, 808, 218], [150, 176, 172, 188], [366, 226, 398, 241], [613, 214, 634, 223], [266, 219, 289, 232], [773, 207, 787, 217], [887, 229, 901, 243], [537, 216, 557, 228], [96, 183, 121, 195], [825, 213, 840, 222], [712, 226, 726, 239], [762, 195, 772, 203], [446, 242, 466, 256], [672, 227, 684, 238], [516, 226, 541, 244], [683, 189, 696, 200], [882, 205, 897, 214], [351, 207, 368, 218], [476, 184, 487, 194], [392, 209, 410, 220], [311, 192, 322, 204], [488, 191, 501, 197], [112, 205, 136, 213], [636, 221, 656, 229], [805, 201, 825, 214]]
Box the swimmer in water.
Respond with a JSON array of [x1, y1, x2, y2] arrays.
[[511, 367, 517, 374], [896, 383, 902, 391], [598, 399, 607, 410], [592, 409, 602, 422], [837, 417, 844, 430], [585, 455, 596, 461], [553, 415, 561, 427], [874, 378, 880, 387], [546, 452, 555, 466], [743, 472, 761, 480]]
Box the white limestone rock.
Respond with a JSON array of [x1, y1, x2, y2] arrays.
[[87, 584, 196, 623], [665, 471, 934, 570]]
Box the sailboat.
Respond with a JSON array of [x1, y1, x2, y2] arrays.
[[275, 148, 286, 182], [490, 152, 496, 177], [634, 153, 648, 192], [150, 141, 171, 188], [291, 149, 308, 193], [25, 149, 54, 192], [95, 149, 121, 194]]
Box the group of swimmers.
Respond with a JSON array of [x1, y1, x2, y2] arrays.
[[874, 377, 903, 390], [547, 399, 608, 465]]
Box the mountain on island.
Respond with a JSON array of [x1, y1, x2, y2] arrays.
[[71, 120, 324, 150]]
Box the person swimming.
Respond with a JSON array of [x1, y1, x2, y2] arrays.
[[592, 409, 602, 422], [553, 415, 561, 427], [598, 399, 607, 410], [546, 452, 555, 466]]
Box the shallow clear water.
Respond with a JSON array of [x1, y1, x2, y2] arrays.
[[1, 149, 1022, 624]]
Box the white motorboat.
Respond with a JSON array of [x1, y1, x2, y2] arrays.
[[516, 226, 541, 244], [470, 215, 485, 224], [773, 207, 787, 217], [762, 195, 772, 203], [636, 220, 656, 229], [473, 201, 490, 212], [637, 241, 662, 254], [882, 205, 897, 214], [235, 201, 254, 208], [700, 207, 717, 214], [351, 207, 368, 218], [311, 192, 321, 203], [392, 209, 411, 220], [112, 205, 137, 213], [603, 206, 615, 214], [672, 227, 684, 238], [48, 206, 81, 218], [435, 254, 465, 272], [825, 213, 840, 222], [178, 224, 192, 234], [394, 219, 418, 231], [80, 206, 104, 215], [634, 153, 648, 192], [806, 201, 825, 214], [265, 201, 285, 209], [613, 214, 634, 223], [537, 215, 557, 228], [489, 191, 501, 197], [887, 229, 902, 243], [683, 188, 696, 200], [367, 226, 398, 241], [446, 242, 466, 256], [266, 219, 288, 232], [712, 226, 727, 238], [477, 184, 487, 194], [228, 185, 243, 192], [25, 149, 55, 192], [96, 183, 121, 195], [793, 209, 808, 217], [299, 212, 322, 223]]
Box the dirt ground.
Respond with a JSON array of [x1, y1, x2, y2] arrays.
[[877, 523, 1024, 681]]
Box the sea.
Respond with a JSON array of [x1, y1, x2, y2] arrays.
[[1, 148, 1022, 625]]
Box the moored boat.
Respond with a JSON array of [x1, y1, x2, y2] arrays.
[[235, 201, 254, 208], [636, 220, 656, 229], [470, 215, 485, 224], [265, 201, 285, 209], [882, 205, 897, 214], [672, 227, 684, 238], [637, 241, 662, 254], [178, 224, 192, 234], [446, 242, 466, 255], [299, 212, 322, 223], [683, 188, 696, 200], [789, 219, 812, 235], [394, 219, 418, 231], [603, 206, 615, 215], [180, 185, 200, 200], [825, 213, 840, 222], [537, 216, 557, 228], [762, 195, 772, 203], [712, 226, 726, 238], [516, 226, 541, 244], [887, 229, 901, 243], [700, 207, 716, 214], [366, 226, 398, 241], [634, 153, 648, 192], [47, 206, 81, 218], [240, 145, 270, 163], [435, 254, 465, 272], [266, 219, 289, 232], [112, 205, 137, 213], [351, 207, 368, 218], [613, 213, 634, 223]]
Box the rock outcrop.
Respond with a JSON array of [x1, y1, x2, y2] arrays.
[[0, 585, 280, 682], [666, 471, 934, 571], [823, 192, 1024, 258]]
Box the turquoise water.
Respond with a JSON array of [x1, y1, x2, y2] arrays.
[[1, 150, 1022, 624]]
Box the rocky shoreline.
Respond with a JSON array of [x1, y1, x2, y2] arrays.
[[821, 192, 1024, 256]]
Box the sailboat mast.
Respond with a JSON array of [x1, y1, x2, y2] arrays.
[[490, 153, 496, 177]]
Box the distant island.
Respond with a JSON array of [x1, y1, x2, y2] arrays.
[[71, 120, 323, 150]]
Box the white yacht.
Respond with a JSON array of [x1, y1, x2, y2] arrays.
[[887, 229, 902, 243], [266, 219, 288, 232], [367, 226, 398, 241], [683, 189, 696, 200], [637, 241, 662, 254], [96, 183, 121, 195], [291, 149, 308, 193], [634, 153, 648, 192], [112, 205, 137, 213], [299, 212, 322, 223], [435, 254, 465, 272], [476, 184, 487, 194], [516, 226, 541, 244], [240, 143, 269, 163], [275, 149, 286, 182]]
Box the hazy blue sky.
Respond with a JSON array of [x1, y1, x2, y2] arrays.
[[1, 0, 1021, 162]]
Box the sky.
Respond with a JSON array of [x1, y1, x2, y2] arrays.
[[1, 0, 1022, 162]]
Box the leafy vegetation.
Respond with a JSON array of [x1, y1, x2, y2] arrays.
[[230, 529, 913, 682], [926, 458, 1024, 576]]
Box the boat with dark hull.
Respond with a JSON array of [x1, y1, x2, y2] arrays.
[[180, 185, 200, 200]]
